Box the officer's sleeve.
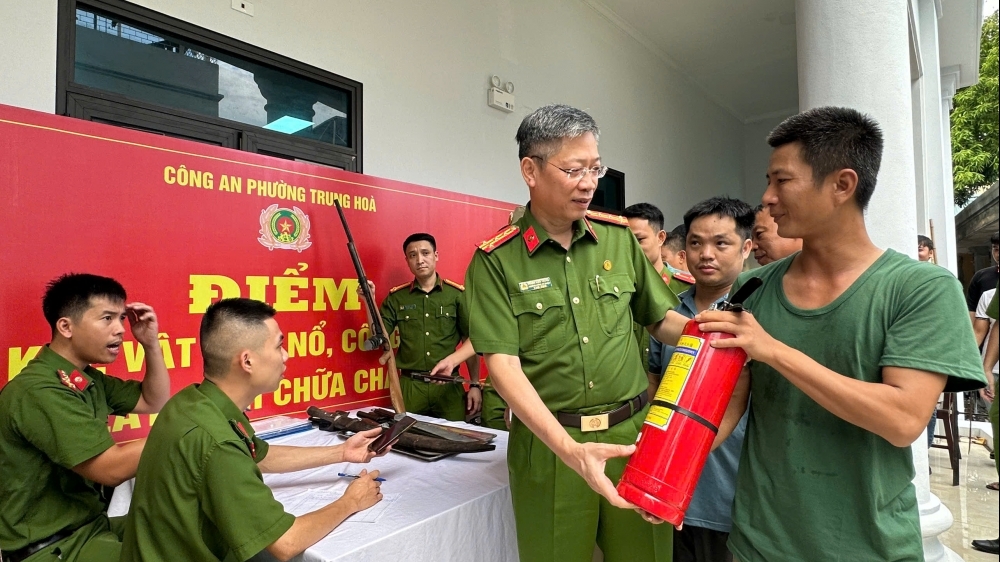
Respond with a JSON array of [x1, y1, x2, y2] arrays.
[[95, 372, 142, 416], [15, 383, 116, 469], [201, 441, 295, 561], [457, 290, 471, 339], [627, 234, 679, 326], [380, 294, 398, 335], [466, 251, 519, 355]]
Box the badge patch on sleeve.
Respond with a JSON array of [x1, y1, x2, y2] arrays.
[[518, 277, 552, 292]]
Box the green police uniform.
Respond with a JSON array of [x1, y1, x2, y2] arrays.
[[480, 386, 508, 431], [0, 346, 141, 561], [634, 270, 686, 375], [466, 207, 679, 562], [120, 380, 294, 562], [988, 285, 998, 477], [381, 275, 470, 421]]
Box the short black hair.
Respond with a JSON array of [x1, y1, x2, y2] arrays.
[[683, 197, 756, 241], [753, 204, 765, 214], [42, 273, 126, 332], [622, 203, 665, 233], [403, 233, 436, 253], [917, 235, 934, 250], [200, 298, 276, 378], [664, 225, 686, 253], [767, 106, 883, 210]]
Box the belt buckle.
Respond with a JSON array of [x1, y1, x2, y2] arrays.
[[580, 413, 609, 432]]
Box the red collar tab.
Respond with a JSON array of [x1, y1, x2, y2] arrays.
[[57, 369, 88, 392], [523, 226, 541, 254]]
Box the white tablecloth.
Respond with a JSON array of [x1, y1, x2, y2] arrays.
[[110, 413, 518, 562]]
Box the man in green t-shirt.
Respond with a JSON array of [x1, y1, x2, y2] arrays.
[[377, 233, 481, 421], [121, 298, 384, 562], [697, 107, 986, 561], [972, 286, 999, 555], [0, 273, 170, 562]]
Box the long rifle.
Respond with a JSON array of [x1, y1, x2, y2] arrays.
[[334, 200, 406, 413]]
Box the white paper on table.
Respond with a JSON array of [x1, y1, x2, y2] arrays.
[[277, 489, 399, 524]]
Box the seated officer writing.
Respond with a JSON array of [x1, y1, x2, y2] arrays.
[[120, 298, 384, 562], [0, 273, 169, 562], [376, 233, 481, 421]]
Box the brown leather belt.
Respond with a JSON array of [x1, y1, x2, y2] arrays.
[[557, 392, 648, 432], [3, 528, 75, 562]]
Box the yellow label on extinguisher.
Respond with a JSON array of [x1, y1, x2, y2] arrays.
[[645, 335, 704, 429]]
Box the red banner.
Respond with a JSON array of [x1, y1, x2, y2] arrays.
[[0, 104, 515, 442]]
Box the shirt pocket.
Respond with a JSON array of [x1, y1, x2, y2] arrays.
[[435, 304, 458, 320], [589, 273, 635, 337], [510, 288, 566, 357]]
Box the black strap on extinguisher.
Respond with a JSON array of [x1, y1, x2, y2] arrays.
[[651, 400, 719, 434]]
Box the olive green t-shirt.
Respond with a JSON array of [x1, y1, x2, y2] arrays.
[[120, 381, 294, 562], [380, 275, 467, 371], [727, 250, 985, 562], [466, 207, 678, 412], [0, 346, 141, 551]]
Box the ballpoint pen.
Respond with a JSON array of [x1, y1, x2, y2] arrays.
[[338, 472, 387, 482]]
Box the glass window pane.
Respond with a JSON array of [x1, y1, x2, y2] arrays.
[[73, 5, 351, 147]]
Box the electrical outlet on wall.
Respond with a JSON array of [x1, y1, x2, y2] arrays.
[[232, 0, 254, 16]]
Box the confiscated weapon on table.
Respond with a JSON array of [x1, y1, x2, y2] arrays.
[[307, 407, 496, 456], [334, 199, 405, 413], [401, 371, 483, 387], [358, 408, 497, 444]]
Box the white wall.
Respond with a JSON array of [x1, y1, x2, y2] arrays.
[[742, 114, 790, 206], [0, 0, 743, 214]]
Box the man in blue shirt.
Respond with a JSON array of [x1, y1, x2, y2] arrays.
[[649, 196, 755, 562]]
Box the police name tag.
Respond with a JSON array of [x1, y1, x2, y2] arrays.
[[518, 277, 552, 292]]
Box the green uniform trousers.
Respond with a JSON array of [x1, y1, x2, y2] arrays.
[[481, 387, 508, 431], [22, 515, 123, 562], [400, 376, 466, 421], [992, 380, 998, 476], [508, 405, 673, 562]]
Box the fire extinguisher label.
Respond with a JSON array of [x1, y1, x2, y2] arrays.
[[645, 335, 704, 428]]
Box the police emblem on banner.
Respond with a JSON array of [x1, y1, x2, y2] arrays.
[[258, 204, 313, 252]]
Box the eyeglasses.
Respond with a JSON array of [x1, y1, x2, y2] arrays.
[[531, 156, 608, 181]]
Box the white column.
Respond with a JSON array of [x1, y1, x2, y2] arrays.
[[795, 1, 961, 561]]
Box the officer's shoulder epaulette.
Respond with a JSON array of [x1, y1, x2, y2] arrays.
[[673, 270, 696, 285], [585, 210, 629, 227], [443, 279, 465, 291], [388, 282, 410, 294], [478, 225, 520, 253]]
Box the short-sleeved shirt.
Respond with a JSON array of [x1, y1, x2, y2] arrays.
[[966, 265, 999, 311], [120, 381, 294, 562], [633, 270, 682, 371], [380, 275, 467, 372], [977, 289, 998, 374], [988, 285, 999, 320], [726, 250, 985, 562], [648, 287, 747, 532], [465, 206, 678, 412], [0, 346, 141, 551]]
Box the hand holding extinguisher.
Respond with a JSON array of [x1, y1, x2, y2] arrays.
[[617, 278, 763, 527]]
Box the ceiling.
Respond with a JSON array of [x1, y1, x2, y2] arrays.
[[587, 0, 799, 123], [585, 0, 984, 124]]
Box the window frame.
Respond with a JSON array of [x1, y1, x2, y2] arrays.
[[591, 167, 625, 214], [56, 0, 363, 171]]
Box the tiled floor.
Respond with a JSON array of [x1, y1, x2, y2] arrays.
[[929, 438, 998, 560]]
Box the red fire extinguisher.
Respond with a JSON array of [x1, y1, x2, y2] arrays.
[[617, 278, 762, 526]]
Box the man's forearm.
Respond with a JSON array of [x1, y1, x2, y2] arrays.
[[984, 324, 999, 381], [648, 310, 690, 347], [136, 341, 170, 413], [451, 339, 478, 377], [763, 343, 945, 447], [258, 445, 341, 474], [484, 354, 576, 457], [711, 366, 750, 450], [268, 500, 357, 561]]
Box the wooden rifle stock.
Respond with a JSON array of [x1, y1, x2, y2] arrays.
[[333, 200, 406, 413]]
